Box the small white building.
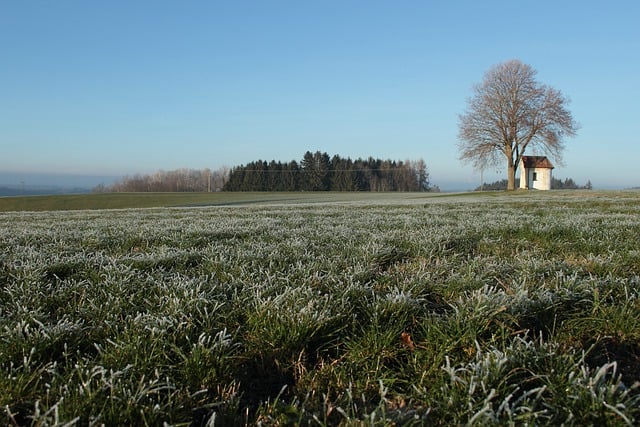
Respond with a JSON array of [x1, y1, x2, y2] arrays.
[[519, 156, 554, 190]]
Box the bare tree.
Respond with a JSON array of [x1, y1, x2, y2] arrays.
[[458, 60, 578, 190]]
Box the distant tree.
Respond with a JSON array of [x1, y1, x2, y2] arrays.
[[267, 160, 282, 191], [551, 177, 578, 189], [283, 161, 301, 191], [211, 166, 230, 192], [458, 60, 579, 190], [330, 155, 357, 191], [351, 158, 369, 191], [474, 179, 511, 191], [412, 159, 430, 191], [224, 166, 244, 191], [92, 183, 106, 193], [550, 177, 593, 190], [301, 151, 331, 191]]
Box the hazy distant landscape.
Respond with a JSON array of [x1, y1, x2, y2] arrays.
[[0, 185, 90, 197], [0, 173, 119, 196]]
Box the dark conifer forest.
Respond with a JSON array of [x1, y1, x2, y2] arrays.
[[223, 151, 430, 192]]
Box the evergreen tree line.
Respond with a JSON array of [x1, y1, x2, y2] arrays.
[[223, 151, 430, 192], [475, 177, 593, 191], [94, 168, 230, 193]]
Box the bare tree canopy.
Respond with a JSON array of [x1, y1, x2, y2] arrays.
[[458, 60, 579, 190]]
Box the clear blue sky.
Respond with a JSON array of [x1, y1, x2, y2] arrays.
[[1, 1, 639, 190]]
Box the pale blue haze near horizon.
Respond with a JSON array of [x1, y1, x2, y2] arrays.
[[1, 1, 638, 190]]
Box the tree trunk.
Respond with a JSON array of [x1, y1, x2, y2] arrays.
[[507, 164, 516, 190]]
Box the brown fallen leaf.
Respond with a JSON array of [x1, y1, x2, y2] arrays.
[[400, 332, 415, 351]]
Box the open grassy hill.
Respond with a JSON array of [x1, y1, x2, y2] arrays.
[[1, 190, 639, 425]]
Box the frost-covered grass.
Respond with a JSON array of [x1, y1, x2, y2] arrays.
[[1, 191, 640, 425]]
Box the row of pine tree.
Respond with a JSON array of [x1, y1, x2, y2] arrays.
[[223, 151, 430, 192]]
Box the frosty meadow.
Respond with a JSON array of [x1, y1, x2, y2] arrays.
[[1, 191, 640, 425]]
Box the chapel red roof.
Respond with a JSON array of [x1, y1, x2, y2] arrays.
[[521, 156, 554, 169]]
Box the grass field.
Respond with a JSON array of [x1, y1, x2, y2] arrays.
[[0, 192, 445, 212], [1, 191, 640, 425]]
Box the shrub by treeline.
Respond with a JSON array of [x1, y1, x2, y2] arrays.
[[224, 151, 430, 191], [94, 168, 230, 193], [475, 177, 593, 191]]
